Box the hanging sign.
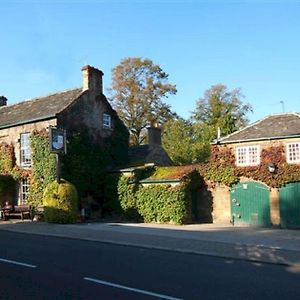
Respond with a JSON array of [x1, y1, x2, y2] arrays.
[[49, 127, 67, 154]]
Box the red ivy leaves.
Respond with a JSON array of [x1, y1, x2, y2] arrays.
[[201, 145, 300, 188]]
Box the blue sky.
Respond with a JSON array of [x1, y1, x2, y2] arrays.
[[1, 0, 300, 123]]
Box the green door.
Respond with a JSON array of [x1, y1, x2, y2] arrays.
[[279, 182, 300, 228], [230, 182, 271, 226]]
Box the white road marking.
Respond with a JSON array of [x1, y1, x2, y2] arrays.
[[0, 257, 37, 268], [84, 277, 183, 300]]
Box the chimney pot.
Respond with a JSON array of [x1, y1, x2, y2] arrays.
[[81, 65, 104, 95], [0, 96, 7, 107]]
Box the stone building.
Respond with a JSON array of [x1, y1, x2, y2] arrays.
[[0, 65, 128, 207], [211, 113, 300, 228]]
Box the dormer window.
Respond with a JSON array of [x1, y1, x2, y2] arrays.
[[286, 142, 300, 163], [20, 133, 31, 167], [102, 113, 111, 129], [236, 146, 260, 166]]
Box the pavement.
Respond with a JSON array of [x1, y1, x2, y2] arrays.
[[0, 220, 300, 267]]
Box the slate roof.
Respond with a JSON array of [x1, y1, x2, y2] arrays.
[[217, 113, 300, 144], [0, 88, 83, 129], [128, 144, 174, 167]]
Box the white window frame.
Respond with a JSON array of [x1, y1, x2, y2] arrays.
[[102, 113, 112, 129], [19, 178, 29, 205], [20, 133, 31, 167], [235, 146, 260, 167], [286, 142, 300, 164]]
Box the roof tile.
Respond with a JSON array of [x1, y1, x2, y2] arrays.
[[0, 88, 83, 128]]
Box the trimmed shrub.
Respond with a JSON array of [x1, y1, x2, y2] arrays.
[[118, 176, 141, 220], [136, 184, 191, 224], [43, 180, 79, 223]]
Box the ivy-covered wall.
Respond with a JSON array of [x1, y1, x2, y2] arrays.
[[26, 129, 57, 207], [199, 144, 300, 188], [0, 123, 128, 210], [0, 142, 31, 206], [25, 125, 128, 210], [103, 166, 202, 224]]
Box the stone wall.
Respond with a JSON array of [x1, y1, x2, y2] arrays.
[[58, 92, 120, 144], [210, 183, 231, 223], [0, 119, 56, 166], [226, 137, 300, 157]]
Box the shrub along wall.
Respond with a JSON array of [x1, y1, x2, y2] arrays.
[[104, 166, 201, 224], [136, 184, 191, 224]]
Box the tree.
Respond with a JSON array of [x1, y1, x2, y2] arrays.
[[109, 57, 177, 145], [192, 84, 252, 140], [162, 119, 211, 165]]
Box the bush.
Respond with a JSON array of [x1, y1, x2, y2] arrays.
[[136, 184, 191, 224], [43, 180, 79, 223], [118, 176, 141, 220]]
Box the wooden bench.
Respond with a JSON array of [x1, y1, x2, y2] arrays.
[[1, 204, 32, 221]]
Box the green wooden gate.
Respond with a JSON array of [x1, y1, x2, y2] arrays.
[[279, 182, 300, 228], [230, 182, 271, 226]]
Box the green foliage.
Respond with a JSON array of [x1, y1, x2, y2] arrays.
[[117, 175, 140, 220], [0, 143, 15, 174], [192, 84, 253, 140], [104, 114, 129, 167], [27, 130, 57, 207], [198, 146, 239, 186], [136, 184, 191, 224], [162, 119, 211, 164], [43, 179, 79, 223], [148, 165, 198, 181], [102, 173, 122, 214], [109, 57, 177, 145], [106, 167, 201, 224], [62, 131, 108, 198]]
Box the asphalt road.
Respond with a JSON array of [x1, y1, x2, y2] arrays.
[[0, 230, 300, 300]]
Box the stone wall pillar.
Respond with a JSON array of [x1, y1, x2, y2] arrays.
[[211, 184, 231, 224], [269, 188, 280, 226]]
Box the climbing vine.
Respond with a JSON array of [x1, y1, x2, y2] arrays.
[[0, 143, 15, 175], [61, 130, 108, 200], [199, 145, 300, 188], [26, 129, 57, 207], [198, 146, 239, 186]]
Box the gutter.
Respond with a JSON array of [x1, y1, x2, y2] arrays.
[[213, 134, 300, 145], [0, 115, 56, 130], [138, 179, 181, 184]]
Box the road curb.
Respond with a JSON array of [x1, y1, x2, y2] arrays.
[[1, 225, 299, 267]]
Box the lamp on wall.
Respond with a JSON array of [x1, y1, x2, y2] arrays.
[[268, 163, 277, 174]]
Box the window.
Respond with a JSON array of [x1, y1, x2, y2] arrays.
[[20, 133, 31, 167], [19, 178, 29, 205], [102, 113, 111, 128], [287, 142, 300, 163], [236, 146, 260, 166]]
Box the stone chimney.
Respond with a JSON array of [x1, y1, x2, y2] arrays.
[[81, 65, 104, 95], [0, 96, 7, 107], [147, 126, 162, 146]]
